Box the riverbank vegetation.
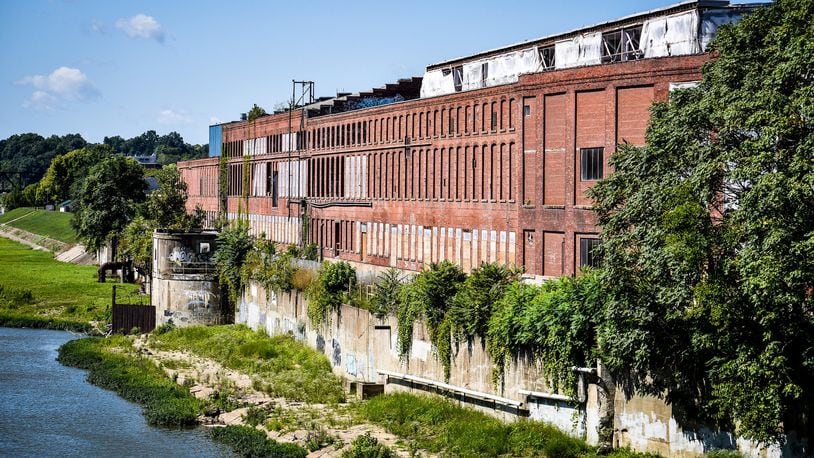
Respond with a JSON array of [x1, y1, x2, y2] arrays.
[[209, 425, 307, 458], [0, 237, 137, 331], [58, 336, 203, 426], [149, 324, 345, 404], [354, 392, 655, 458]]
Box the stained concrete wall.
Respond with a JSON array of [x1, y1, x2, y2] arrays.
[[236, 283, 802, 458], [152, 231, 224, 327], [238, 283, 593, 436]]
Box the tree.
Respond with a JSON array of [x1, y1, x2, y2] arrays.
[[37, 144, 112, 205], [0, 133, 86, 192], [72, 156, 146, 252], [146, 164, 201, 229], [589, 0, 814, 444], [247, 104, 267, 122]]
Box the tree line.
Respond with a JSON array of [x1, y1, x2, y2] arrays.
[[0, 130, 207, 195]]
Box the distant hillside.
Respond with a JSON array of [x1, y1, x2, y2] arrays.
[[0, 207, 77, 244]]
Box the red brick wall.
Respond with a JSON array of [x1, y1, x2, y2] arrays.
[[181, 54, 707, 276]]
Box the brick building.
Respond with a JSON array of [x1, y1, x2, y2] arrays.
[[179, 0, 756, 278]]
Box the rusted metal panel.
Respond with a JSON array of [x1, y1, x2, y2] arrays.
[[112, 303, 156, 333]]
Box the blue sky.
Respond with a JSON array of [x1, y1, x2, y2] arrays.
[[0, 0, 743, 145]]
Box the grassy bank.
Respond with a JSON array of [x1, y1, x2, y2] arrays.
[[58, 336, 203, 426], [150, 325, 345, 404], [0, 207, 77, 244], [354, 393, 658, 458], [0, 237, 137, 330]]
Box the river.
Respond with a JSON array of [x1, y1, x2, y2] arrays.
[[0, 327, 231, 457]]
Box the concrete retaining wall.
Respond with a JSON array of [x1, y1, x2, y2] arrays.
[[237, 282, 802, 457]]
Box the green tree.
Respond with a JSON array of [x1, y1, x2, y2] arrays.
[[0, 133, 86, 192], [37, 144, 112, 204], [247, 104, 267, 122], [146, 164, 202, 229], [72, 156, 146, 252], [449, 262, 521, 342], [589, 0, 814, 444]]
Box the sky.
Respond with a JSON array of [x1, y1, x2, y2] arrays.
[[0, 0, 750, 146]]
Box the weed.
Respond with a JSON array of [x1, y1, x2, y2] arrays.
[[341, 432, 394, 458], [304, 423, 336, 452], [242, 404, 273, 427], [209, 425, 307, 458], [153, 322, 176, 335]]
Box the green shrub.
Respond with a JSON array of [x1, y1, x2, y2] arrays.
[[369, 268, 403, 319], [396, 261, 465, 380], [301, 243, 319, 261], [449, 262, 520, 342], [306, 261, 356, 326], [209, 425, 307, 458], [153, 321, 176, 335], [487, 271, 603, 394], [341, 432, 393, 458], [213, 219, 253, 303], [242, 404, 272, 427]]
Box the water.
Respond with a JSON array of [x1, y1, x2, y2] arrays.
[[0, 327, 231, 458]]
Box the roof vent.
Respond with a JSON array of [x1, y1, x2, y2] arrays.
[[240, 113, 248, 121]]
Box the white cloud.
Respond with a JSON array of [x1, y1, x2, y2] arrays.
[[116, 14, 165, 43], [17, 67, 99, 111], [22, 91, 58, 112], [158, 109, 192, 125]]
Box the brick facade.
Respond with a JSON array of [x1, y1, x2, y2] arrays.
[[180, 37, 709, 278]]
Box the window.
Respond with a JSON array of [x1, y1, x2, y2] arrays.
[[453, 66, 463, 92], [539, 45, 555, 70], [580, 147, 604, 181], [491, 112, 498, 130], [271, 171, 278, 207], [601, 26, 642, 63], [580, 238, 601, 268], [481, 62, 489, 86], [449, 114, 455, 134], [524, 105, 531, 117]]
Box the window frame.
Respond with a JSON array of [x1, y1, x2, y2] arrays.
[[580, 147, 604, 181]]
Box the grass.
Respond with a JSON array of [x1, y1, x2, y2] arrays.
[[58, 336, 203, 426], [209, 425, 307, 458], [341, 433, 394, 458], [354, 393, 660, 458], [0, 207, 78, 244], [150, 324, 345, 404], [0, 237, 138, 329]]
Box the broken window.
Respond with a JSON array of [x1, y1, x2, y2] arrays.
[[452, 66, 463, 92], [580, 238, 601, 268], [601, 26, 642, 63], [580, 147, 604, 181], [539, 45, 556, 70]]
